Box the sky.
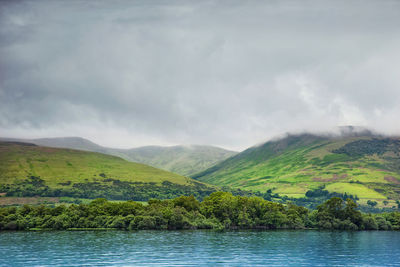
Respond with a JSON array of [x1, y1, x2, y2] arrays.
[[1, 0, 400, 151]]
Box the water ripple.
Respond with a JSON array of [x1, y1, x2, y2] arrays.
[[0, 231, 400, 266]]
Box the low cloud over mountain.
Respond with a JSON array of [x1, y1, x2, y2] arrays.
[[1, 0, 400, 150]]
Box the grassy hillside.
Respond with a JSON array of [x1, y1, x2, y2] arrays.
[[0, 142, 215, 201], [121, 145, 237, 177], [194, 133, 400, 206], [0, 137, 237, 176]]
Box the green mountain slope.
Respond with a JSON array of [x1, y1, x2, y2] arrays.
[[0, 142, 215, 200], [0, 137, 237, 177], [121, 145, 237, 177], [193, 133, 400, 205]]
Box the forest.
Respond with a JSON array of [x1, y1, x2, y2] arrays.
[[1, 192, 399, 231]]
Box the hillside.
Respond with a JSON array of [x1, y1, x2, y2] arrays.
[[0, 137, 236, 176], [193, 133, 400, 206], [120, 145, 237, 177], [0, 142, 215, 201]]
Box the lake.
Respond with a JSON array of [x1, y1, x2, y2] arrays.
[[1, 230, 400, 266]]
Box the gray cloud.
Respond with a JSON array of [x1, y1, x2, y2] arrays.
[[1, 0, 400, 150]]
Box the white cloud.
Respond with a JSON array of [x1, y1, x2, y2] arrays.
[[1, 0, 400, 150]]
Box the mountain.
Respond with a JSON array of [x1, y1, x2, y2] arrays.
[[120, 145, 237, 177], [193, 131, 400, 206], [0, 141, 215, 201], [0, 137, 237, 177], [0, 137, 109, 153]]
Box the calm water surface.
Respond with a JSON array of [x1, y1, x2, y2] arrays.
[[1, 230, 400, 266]]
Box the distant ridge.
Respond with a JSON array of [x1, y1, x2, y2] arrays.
[[0, 137, 237, 177]]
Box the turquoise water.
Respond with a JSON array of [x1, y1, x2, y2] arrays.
[[1, 230, 400, 266]]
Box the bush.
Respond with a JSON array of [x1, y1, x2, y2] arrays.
[[0, 195, 399, 231]]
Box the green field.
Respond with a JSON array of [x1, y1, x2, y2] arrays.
[[194, 134, 400, 204]]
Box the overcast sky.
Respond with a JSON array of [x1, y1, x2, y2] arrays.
[[1, 0, 400, 151]]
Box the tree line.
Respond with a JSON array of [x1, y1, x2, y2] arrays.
[[0, 176, 280, 202], [1, 192, 399, 231]]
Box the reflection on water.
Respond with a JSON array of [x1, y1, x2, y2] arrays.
[[1, 230, 400, 266]]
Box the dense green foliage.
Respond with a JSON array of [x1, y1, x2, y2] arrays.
[[0, 176, 216, 201], [194, 134, 400, 207], [1, 193, 399, 231], [0, 175, 283, 202], [287, 186, 359, 209]]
